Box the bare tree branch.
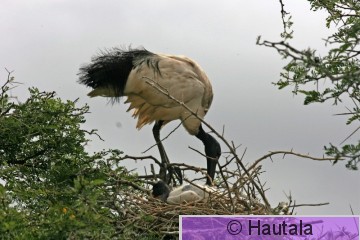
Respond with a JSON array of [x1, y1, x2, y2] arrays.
[[248, 150, 341, 172]]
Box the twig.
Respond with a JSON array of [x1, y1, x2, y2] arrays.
[[279, 0, 289, 31], [142, 120, 183, 154], [216, 161, 235, 211], [340, 125, 360, 145], [115, 179, 150, 193], [248, 150, 340, 173], [290, 202, 329, 208], [188, 146, 207, 158], [114, 154, 162, 166]]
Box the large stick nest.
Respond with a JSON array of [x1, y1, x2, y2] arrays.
[[114, 157, 291, 239]]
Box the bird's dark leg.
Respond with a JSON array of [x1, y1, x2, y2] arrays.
[[152, 121, 182, 185], [152, 121, 169, 182], [196, 124, 221, 185]]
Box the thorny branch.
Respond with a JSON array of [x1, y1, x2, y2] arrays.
[[1, 68, 17, 116], [257, 39, 360, 83], [279, 0, 289, 33], [141, 115, 191, 154], [247, 150, 342, 172]]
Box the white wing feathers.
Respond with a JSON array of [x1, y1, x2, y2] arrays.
[[123, 54, 212, 134]]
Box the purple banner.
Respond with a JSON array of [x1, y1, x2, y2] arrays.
[[180, 216, 359, 240]]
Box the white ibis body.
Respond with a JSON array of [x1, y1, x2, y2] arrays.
[[78, 48, 221, 185]]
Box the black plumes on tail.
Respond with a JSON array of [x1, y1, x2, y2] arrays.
[[78, 47, 155, 97]]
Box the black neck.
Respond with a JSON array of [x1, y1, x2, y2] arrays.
[[196, 125, 221, 185]]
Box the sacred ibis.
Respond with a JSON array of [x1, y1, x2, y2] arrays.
[[78, 47, 221, 185], [152, 180, 216, 204]]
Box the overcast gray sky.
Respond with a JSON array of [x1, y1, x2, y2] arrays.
[[1, 0, 359, 215]]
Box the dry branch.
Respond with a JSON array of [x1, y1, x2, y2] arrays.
[[248, 150, 340, 172]]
